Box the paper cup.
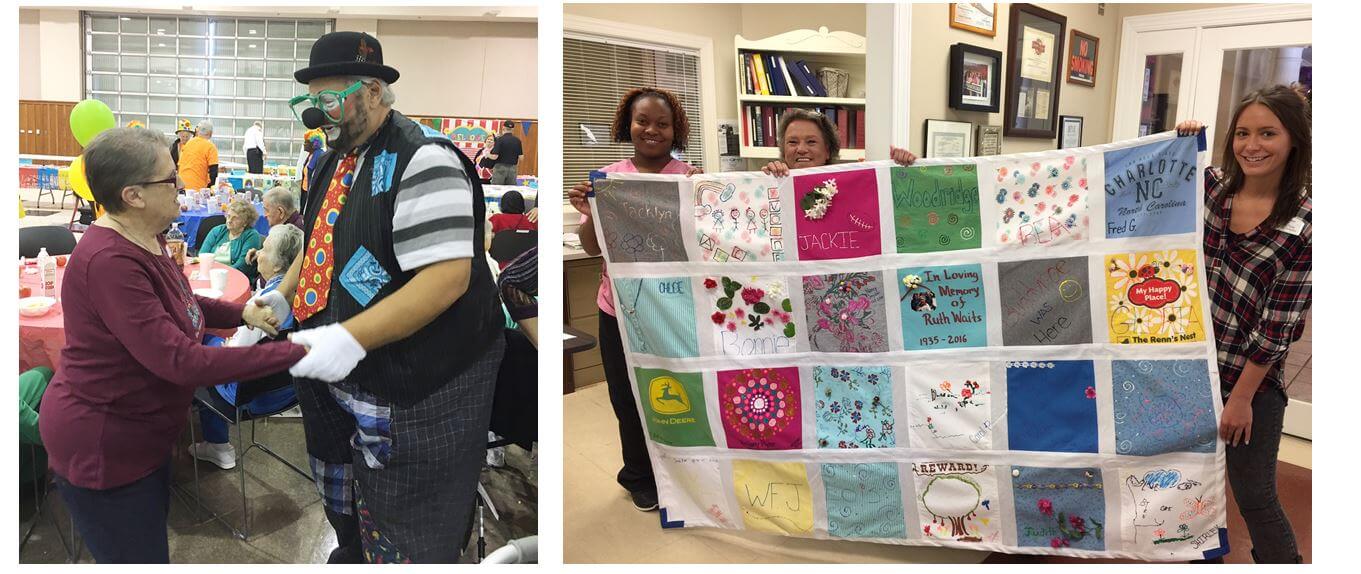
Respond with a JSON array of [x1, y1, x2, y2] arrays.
[[210, 268, 229, 292], [199, 255, 213, 277]]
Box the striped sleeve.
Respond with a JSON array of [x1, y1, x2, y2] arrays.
[[391, 143, 476, 271]]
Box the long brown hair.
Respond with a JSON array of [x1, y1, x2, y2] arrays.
[[1218, 84, 1311, 230], [611, 87, 690, 152]]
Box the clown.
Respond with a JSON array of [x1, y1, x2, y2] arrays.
[[272, 31, 504, 563]]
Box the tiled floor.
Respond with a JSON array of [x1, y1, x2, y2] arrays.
[[565, 380, 1311, 563], [19, 415, 537, 563]]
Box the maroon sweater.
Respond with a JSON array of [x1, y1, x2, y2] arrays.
[[39, 225, 307, 490]]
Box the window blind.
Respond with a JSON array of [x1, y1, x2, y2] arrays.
[[563, 33, 705, 202]]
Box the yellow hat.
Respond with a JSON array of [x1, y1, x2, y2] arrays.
[[176, 119, 195, 134]]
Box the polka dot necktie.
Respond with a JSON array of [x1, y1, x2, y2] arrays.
[[294, 152, 358, 322]]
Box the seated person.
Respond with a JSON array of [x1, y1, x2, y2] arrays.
[[199, 198, 263, 284], [487, 190, 538, 270], [19, 366, 54, 485], [188, 224, 304, 469]]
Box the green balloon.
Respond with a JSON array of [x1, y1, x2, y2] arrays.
[[70, 99, 116, 147]]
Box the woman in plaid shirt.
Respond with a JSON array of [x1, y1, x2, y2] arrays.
[[1177, 84, 1311, 564]]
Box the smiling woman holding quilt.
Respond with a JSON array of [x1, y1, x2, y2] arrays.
[[1176, 83, 1311, 564]]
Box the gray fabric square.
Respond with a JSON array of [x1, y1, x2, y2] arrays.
[[594, 179, 687, 262], [998, 256, 1092, 346]]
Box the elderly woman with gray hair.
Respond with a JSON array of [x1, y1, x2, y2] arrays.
[[198, 197, 264, 283], [190, 223, 307, 469], [37, 127, 305, 563], [761, 108, 918, 175]]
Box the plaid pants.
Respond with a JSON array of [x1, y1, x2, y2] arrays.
[[293, 336, 505, 563]]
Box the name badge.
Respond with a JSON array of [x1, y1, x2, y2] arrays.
[[1277, 217, 1305, 236]]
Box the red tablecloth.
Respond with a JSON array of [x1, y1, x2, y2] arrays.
[[19, 165, 40, 189], [18, 259, 251, 372]]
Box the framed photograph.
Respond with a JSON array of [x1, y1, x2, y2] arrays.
[[950, 3, 998, 37], [1003, 3, 1067, 138], [949, 43, 1003, 113], [977, 125, 1003, 156], [1059, 115, 1083, 149], [1067, 29, 1099, 87], [924, 119, 975, 158]]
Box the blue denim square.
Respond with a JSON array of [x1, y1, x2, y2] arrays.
[[1012, 466, 1107, 551], [1112, 360, 1217, 455]]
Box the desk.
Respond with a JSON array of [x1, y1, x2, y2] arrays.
[[563, 325, 598, 394], [19, 261, 251, 372]]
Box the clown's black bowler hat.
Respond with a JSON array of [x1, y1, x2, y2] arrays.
[[294, 31, 400, 85]]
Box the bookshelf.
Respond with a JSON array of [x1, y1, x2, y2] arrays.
[[734, 27, 867, 162]]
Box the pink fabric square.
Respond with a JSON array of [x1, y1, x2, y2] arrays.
[[718, 367, 803, 450], [793, 168, 882, 261]]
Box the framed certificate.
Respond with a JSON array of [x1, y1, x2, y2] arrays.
[[1059, 115, 1083, 149], [924, 119, 975, 159], [949, 3, 998, 37], [1004, 3, 1067, 138]]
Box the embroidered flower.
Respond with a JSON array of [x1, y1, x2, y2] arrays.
[[1050, 537, 1069, 549], [901, 274, 923, 291], [1038, 498, 1054, 516], [1085, 386, 1096, 399], [704, 278, 718, 289], [711, 312, 725, 324], [1069, 515, 1087, 533], [726, 322, 737, 332], [741, 287, 765, 305]]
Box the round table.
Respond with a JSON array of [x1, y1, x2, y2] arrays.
[[175, 202, 271, 250], [18, 259, 252, 372]]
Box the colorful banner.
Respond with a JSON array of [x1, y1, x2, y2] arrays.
[[590, 131, 1226, 561]]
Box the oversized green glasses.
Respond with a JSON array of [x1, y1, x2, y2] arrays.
[[288, 81, 364, 125]]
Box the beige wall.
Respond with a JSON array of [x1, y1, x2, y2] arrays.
[[910, 3, 1120, 154], [17, 8, 536, 118], [565, 3, 865, 121], [1114, 3, 1250, 19], [377, 20, 537, 118]]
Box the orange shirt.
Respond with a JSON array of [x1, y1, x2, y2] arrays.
[[178, 136, 219, 189]]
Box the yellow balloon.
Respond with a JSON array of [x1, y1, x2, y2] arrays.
[[70, 155, 93, 201]]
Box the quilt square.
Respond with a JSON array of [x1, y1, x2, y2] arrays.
[[822, 462, 907, 540], [992, 155, 1091, 247], [802, 272, 890, 353], [1013, 466, 1107, 551], [694, 176, 788, 262], [907, 362, 994, 450], [793, 168, 882, 260], [1103, 137, 1199, 239], [613, 277, 699, 357], [1119, 463, 1225, 557], [813, 366, 895, 449], [660, 455, 736, 528], [1105, 250, 1207, 344], [1112, 360, 1217, 455], [1006, 361, 1099, 453], [703, 275, 797, 357], [634, 368, 715, 447], [999, 256, 1093, 346], [898, 264, 988, 350], [593, 178, 687, 262], [891, 164, 982, 253], [912, 462, 1001, 544], [733, 459, 814, 535], [718, 367, 802, 450]]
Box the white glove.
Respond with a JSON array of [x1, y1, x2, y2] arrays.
[[251, 290, 291, 327], [288, 323, 367, 383]]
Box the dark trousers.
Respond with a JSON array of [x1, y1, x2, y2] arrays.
[[54, 462, 172, 563], [246, 148, 264, 174], [490, 163, 517, 185], [598, 310, 655, 495], [1225, 386, 1301, 563]]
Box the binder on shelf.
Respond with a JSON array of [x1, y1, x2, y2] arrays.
[[836, 109, 849, 148], [854, 108, 866, 149], [796, 60, 828, 97], [777, 56, 800, 97], [764, 54, 782, 96], [753, 54, 769, 95], [786, 57, 815, 97]]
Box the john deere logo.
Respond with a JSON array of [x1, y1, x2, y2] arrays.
[[649, 376, 691, 415]]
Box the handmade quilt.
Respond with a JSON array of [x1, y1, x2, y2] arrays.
[[589, 132, 1227, 561]]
